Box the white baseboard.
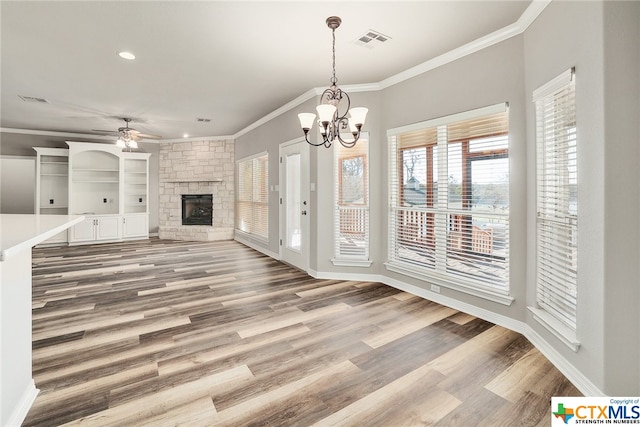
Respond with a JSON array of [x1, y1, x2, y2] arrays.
[[6, 380, 39, 427], [234, 236, 280, 260]]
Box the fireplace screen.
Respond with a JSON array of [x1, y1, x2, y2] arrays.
[[181, 194, 213, 226]]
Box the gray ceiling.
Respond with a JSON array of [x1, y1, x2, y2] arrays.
[[1, 1, 531, 141]]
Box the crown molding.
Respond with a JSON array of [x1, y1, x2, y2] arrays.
[[160, 135, 235, 143], [0, 127, 115, 141]]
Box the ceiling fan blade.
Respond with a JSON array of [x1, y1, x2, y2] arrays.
[[134, 132, 162, 139]]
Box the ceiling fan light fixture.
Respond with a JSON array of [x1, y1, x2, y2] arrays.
[[118, 51, 136, 60], [116, 137, 126, 148]]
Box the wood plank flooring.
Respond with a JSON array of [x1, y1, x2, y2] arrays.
[[23, 238, 581, 426]]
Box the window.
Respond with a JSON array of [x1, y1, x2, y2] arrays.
[[333, 135, 370, 265], [387, 104, 511, 303], [236, 152, 269, 240], [533, 69, 578, 335]]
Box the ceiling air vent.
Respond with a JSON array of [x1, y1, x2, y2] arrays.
[[195, 118, 211, 122], [18, 95, 49, 104], [354, 30, 391, 49]]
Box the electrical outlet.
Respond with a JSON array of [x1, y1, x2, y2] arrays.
[[139, 198, 143, 203], [103, 198, 107, 203], [430, 284, 441, 293], [49, 199, 54, 205]]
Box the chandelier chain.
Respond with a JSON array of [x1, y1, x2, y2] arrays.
[[331, 28, 337, 85]]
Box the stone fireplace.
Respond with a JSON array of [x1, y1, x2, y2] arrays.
[[158, 140, 234, 241]]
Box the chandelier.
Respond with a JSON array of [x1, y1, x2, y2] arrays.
[[298, 16, 368, 148]]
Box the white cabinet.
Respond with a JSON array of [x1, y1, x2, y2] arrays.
[[62, 142, 152, 246], [122, 214, 148, 239], [69, 217, 96, 242], [34, 148, 69, 244], [96, 216, 120, 240], [69, 215, 121, 243]]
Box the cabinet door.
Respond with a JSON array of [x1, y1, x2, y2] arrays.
[[95, 216, 121, 241], [122, 214, 148, 239], [69, 218, 96, 242]]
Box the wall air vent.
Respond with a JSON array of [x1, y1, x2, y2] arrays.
[[18, 95, 49, 103], [354, 30, 391, 49], [195, 118, 211, 122]]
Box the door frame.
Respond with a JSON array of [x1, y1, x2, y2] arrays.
[[279, 137, 310, 272]]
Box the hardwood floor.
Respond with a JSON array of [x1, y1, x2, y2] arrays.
[[23, 238, 580, 426]]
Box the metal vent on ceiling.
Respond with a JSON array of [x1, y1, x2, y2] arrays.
[[354, 30, 391, 49], [18, 95, 49, 103], [195, 118, 211, 122]]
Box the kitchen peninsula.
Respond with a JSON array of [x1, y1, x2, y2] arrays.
[[0, 214, 83, 426]]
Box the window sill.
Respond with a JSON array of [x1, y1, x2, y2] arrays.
[[331, 258, 373, 267], [528, 306, 580, 352], [384, 261, 514, 306]]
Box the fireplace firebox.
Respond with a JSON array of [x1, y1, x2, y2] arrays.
[[181, 194, 213, 226]]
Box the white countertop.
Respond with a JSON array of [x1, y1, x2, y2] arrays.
[[0, 214, 84, 261]]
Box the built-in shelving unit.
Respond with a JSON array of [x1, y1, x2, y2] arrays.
[[33, 142, 152, 245], [34, 148, 70, 243], [124, 159, 148, 214], [71, 149, 120, 216]]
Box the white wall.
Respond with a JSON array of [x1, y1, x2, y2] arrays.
[[601, 0, 640, 394], [0, 156, 35, 214]]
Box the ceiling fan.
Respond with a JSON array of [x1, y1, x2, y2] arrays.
[[93, 117, 162, 149]]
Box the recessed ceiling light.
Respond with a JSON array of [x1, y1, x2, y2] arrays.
[[183, 133, 189, 138], [118, 51, 136, 60]]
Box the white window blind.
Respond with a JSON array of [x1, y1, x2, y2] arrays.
[[236, 153, 269, 240], [334, 136, 369, 260], [534, 69, 577, 331], [388, 104, 510, 299]]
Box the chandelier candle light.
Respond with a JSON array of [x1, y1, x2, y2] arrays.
[[298, 16, 368, 148]]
